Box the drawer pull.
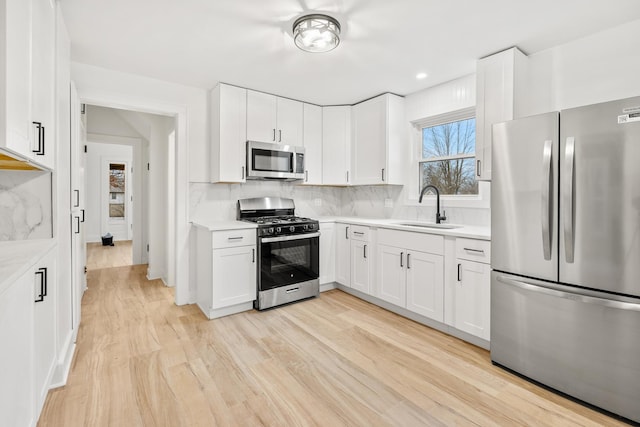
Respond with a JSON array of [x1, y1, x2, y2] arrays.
[[228, 236, 244, 241], [463, 247, 485, 254], [353, 231, 364, 235]]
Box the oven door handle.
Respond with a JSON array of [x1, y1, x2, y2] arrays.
[[261, 232, 321, 243]]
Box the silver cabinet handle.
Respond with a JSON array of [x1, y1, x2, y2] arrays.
[[228, 236, 244, 241], [496, 275, 640, 311], [381, 168, 385, 182], [476, 159, 481, 177], [74, 189, 80, 208], [363, 244, 367, 259], [463, 248, 485, 254], [305, 170, 308, 182], [345, 226, 349, 239], [563, 137, 575, 263], [400, 252, 404, 268], [252, 248, 255, 263], [278, 129, 282, 142], [272, 129, 276, 141], [353, 231, 364, 236], [241, 166, 245, 180], [457, 263, 461, 281], [541, 139, 553, 261], [407, 253, 411, 269], [34, 267, 47, 302], [346, 171, 349, 183], [74, 216, 80, 234]]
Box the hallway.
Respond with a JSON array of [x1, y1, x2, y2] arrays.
[[86, 240, 133, 270]]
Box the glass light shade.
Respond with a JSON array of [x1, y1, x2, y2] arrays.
[[293, 14, 341, 53]]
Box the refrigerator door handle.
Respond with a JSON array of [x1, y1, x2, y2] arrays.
[[541, 139, 553, 261], [496, 275, 640, 312], [563, 137, 575, 263]]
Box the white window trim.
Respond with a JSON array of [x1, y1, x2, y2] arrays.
[[406, 107, 490, 209]]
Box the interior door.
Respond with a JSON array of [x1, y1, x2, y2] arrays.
[[491, 112, 559, 281], [559, 96, 640, 298]]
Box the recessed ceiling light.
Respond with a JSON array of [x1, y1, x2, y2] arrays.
[[416, 72, 428, 80]]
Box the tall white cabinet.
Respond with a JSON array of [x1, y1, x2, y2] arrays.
[[210, 84, 248, 183], [475, 47, 528, 181], [351, 94, 405, 185], [322, 106, 351, 185]]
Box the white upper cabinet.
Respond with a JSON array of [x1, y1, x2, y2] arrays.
[[302, 103, 322, 185], [1, 0, 56, 169], [351, 93, 405, 185], [210, 83, 247, 183], [475, 47, 528, 181], [322, 106, 351, 185], [30, 0, 56, 169], [246, 90, 303, 145]]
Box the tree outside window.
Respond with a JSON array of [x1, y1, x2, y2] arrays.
[[420, 117, 478, 195]]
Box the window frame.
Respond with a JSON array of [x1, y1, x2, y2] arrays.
[[408, 107, 489, 209]]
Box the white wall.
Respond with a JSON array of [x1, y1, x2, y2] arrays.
[[525, 18, 640, 114], [84, 142, 133, 242]]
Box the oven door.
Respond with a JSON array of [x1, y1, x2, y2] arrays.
[[258, 233, 319, 291]]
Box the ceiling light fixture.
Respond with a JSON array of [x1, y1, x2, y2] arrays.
[[416, 72, 428, 80], [293, 14, 341, 53]]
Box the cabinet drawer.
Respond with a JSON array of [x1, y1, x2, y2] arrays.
[[349, 225, 370, 241], [456, 238, 491, 263], [378, 228, 443, 255], [212, 229, 256, 248]]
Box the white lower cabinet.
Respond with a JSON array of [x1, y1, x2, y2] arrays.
[[0, 244, 57, 427], [196, 227, 257, 319], [406, 250, 444, 321], [376, 229, 445, 322], [335, 223, 351, 286], [453, 238, 491, 340], [335, 223, 373, 295], [319, 222, 335, 285]]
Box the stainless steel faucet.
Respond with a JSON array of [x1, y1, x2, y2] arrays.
[[419, 184, 446, 224]]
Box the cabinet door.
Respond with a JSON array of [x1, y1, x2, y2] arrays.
[[211, 84, 247, 183], [335, 223, 351, 286], [3, 0, 32, 159], [319, 223, 335, 284], [352, 96, 386, 185], [34, 247, 57, 415], [30, 0, 56, 169], [302, 103, 322, 185], [276, 97, 303, 145], [212, 246, 256, 309], [350, 240, 370, 294], [322, 106, 351, 185], [246, 90, 277, 143], [0, 268, 35, 427], [406, 251, 444, 322], [455, 259, 490, 340], [376, 244, 405, 306]]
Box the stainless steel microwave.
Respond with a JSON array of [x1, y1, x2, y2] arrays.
[[246, 141, 305, 181]]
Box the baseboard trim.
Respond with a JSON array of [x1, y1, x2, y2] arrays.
[[335, 284, 490, 350], [320, 282, 336, 292], [50, 334, 77, 389]]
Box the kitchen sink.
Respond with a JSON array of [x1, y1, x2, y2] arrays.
[[394, 221, 462, 230]]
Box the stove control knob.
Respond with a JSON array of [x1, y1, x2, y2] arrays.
[[303, 224, 308, 231], [289, 226, 295, 232], [309, 224, 315, 230], [267, 227, 274, 235], [276, 227, 281, 233]]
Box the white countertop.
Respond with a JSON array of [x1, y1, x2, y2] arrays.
[[0, 239, 56, 295], [318, 216, 491, 240], [191, 220, 257, 232]]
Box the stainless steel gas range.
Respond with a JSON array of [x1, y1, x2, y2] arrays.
[[237, 197, 320, 310]]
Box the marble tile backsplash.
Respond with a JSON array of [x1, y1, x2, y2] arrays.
[[190, 182, 490, 227], [0, 171, 52, 241]]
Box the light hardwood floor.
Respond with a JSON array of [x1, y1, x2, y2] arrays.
[[86, 240, 133, 270], [38, 265, 626, 426]]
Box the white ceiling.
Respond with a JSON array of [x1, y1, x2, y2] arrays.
[[60, 0, 640, 105]]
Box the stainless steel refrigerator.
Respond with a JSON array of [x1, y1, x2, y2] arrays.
[[491, 96, 640, 423]]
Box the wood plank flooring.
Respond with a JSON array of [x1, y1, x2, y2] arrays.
[[38, 264, 626, 426], [86, 240, 133, 270]]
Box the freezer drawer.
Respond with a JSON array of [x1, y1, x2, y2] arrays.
[[491, 272, 640, 424]]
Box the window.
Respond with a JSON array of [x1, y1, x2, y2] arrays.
[[109, 163, 126, 218], [419, 117, 478, 196]]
